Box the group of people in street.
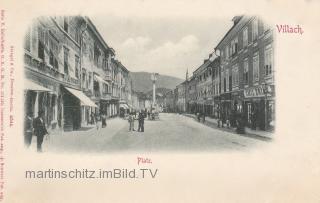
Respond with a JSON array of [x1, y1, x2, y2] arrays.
[[196, 112, 206, 123], [128, 110, 146, 132], [24, 110, 49, 152], [89, 111, 107, 130], [217, 109, 246, 134]]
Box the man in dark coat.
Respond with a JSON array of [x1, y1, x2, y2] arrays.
[[137, 110, 145, 132], [33, 110, 48, 152]]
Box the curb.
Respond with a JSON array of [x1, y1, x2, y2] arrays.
[[183, 114, 272, 141]]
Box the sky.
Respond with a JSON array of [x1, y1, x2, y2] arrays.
[[91, 15, 233, 79]]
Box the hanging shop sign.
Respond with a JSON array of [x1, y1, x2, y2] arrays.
[[244, 85, 273, 98]]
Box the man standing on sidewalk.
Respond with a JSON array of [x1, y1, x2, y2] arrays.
[[138, 110, 145, 132], [33, 110, 49, 152]]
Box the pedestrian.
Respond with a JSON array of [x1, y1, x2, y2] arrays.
[[251, 110, 257, 130], [197, 112, 201, 122], [226, 112, 230, 128], [128, 113, 136, 131], [101, 112, 107, 128], [90, 112, 95, 125], [24, 111, 33, 148], [33, 110, 49, 152], [138, 110, 145, 132], [202, 112, 206, 123], [147, 110, 150, 120], [95, 113, 101, 130]]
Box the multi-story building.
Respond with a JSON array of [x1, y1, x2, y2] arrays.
[[163, 90, 175, 113], [24, 16, 135, 131], [211, 56, 221, 118], [215, 15, 274, 130], [186, 75, 197, 114], [193, 59, 214, 116], [80, 17, 115, 124], [115, 60, 131, 117], [176, 81, 186, 113], [24, 16, 98, 131]]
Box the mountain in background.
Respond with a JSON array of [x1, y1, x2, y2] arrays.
[[145, 87, 172, 97], [130, 72, 184, 93]]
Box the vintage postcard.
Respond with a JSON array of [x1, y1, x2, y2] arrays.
[[0, 0, 320, 202]]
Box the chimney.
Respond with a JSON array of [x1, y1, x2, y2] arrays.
[[232, 15, 242, 25]]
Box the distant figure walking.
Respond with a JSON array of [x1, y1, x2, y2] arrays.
[[128, 113, 135, 131], [138, 110, 145, 132], [33, 110, 49, 152], [101, 113, 107, 128], [95, 113, 101, 130], [90, 112, 95, 125]]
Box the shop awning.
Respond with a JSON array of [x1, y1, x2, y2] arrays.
[[25, 80, 52, 92], [94, 75, 110, 85], [64, 87, 97, 107], [119, 103, 129, 109]]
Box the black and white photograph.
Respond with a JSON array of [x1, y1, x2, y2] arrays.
[[23, 15, 275, 153], [2, 0, 320, 202]]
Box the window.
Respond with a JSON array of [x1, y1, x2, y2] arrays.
[[75, 55, 80, 79], [24, 28, 31, 51], [252, 19, 258, 41], [253, 52, 259, 82], [75, 28, 80, 44], [264, 44, 273, 76], [243, 58, 249, 84], [48, 33, 59, 69], [63, 17, 69, 33], [63, 47, 69, 75], [229, 72, 232, 91], [226, 70, 229, 92], [230, 38, 238, 56], [225, 45, 229, 60], [243, 27, 248, 47], [38, 40, 45, 60], [232, 65, 239, 87], [49, 51, 54, 66]]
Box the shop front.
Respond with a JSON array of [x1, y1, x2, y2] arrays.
[[243, 84, 275, 131], [219, 92, 231, 123], [213, 96, 220, 119], [24, 78, 59, 130], [119, 101, 129, 117], [230, 90, 244, 127], [62, 86, 97, 131]]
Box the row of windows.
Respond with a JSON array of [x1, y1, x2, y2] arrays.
[[222, 18, 270, 60], [221, 45, 273, 92], [197, 67, 219, 82]]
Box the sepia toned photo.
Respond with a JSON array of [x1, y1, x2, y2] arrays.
[[3, 0, 320, 202], [23, 15, 275, 153]]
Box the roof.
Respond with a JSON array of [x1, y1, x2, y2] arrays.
[[85, 17, 115, 54], [214, 15, 245, 50], [193, 59, 213, 75]]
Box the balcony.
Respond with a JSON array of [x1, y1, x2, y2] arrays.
[[104, 71, 112, 81], [101, 92, 112, 101], [24, 51, 80, 87]]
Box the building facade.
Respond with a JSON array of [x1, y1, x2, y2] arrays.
[[215, 15, 274, 130], [24, 16, 137, 132]]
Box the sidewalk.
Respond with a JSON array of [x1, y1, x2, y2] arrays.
[[29, 117, 128, 153], [184, 114, 273, 141]]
